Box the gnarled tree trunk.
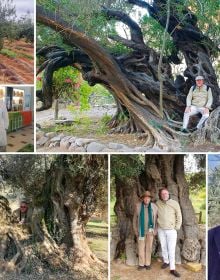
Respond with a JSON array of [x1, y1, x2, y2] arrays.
[[111, 155, 204, 265], [36, 1, 220, 149]]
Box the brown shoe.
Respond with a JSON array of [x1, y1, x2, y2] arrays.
[[161, 263, 169, 269], [170, 270, 181, 277], [145, 265, 151, 270]]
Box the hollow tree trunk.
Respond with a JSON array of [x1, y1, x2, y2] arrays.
[[111, 154, 203, 265]]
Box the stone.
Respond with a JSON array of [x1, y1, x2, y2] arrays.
[[118, 147, 134, 152], [68, 143, 78, 151], [102, 148, 114, 152], [134, 147, 150, 152], [36, 131, 45, 141], [36, 136, 49, 146], [49, 142, 60, 148], [75, 138, 94, 146], [60, 136, 72, 149], [108, 142, 124, 150], [183, 262, 202, 272], [68, 137, 76, 143], [86, 142, 106, 152], [50, 134, 65, 142], [182, 238, 201, 262], [45, 132, 57, 139], [75, 146, 86, 152], [55, 119, 73, 126]]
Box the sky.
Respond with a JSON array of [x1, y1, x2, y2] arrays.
[[14, 0, 34, 19], [208, 155, 220, 170]]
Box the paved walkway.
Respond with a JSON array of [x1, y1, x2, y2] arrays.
[[7, 125, 34, 152]]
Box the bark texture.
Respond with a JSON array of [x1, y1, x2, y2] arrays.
[[36, 1, 220, 149], [111, 155, 204, 265]]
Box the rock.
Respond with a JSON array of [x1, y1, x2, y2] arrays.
[[183, 262, 202, 272], [49, 142, 60, 148], [102, 148, 114, 152], [182, 238, 201, 262], [60, 136, 72, 149], [68, 137, 76, 143], [68, 143, 78, 151], [86, 142, 106, 152], [108, 142, 124, 150], [134, 147, 151, 152], [118, 147, 134, 152], [45, 132, 57, 139], [36, 136, 49, 146], [75, 138, 94, 146], [55, 119, 73, 126], [75, 146, 86, 152], [36, 131, 45, 141], [50, 134, 65, 142]]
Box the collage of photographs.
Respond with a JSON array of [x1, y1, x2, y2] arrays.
[[0, 0, 219, 280]]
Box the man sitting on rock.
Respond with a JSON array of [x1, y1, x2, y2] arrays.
[[181, 75, 213, 133]]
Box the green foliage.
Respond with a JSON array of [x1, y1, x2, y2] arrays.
[[37, 0, 132, 52], [140, 16, 175, 55], [96, 114, 112, 135], [0, 0, 16, 50], [190, 188, 206, 224], [186, 0, 220, 47], [0, 49, 17, 58], [186, 171, 206, 193], [111, 155, 144, 179], [209, 167, 220, 227], [52, 66, 80, 101]]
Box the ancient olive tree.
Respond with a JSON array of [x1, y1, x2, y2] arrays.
[[208, 162, 220, 228], [0, 155, 107, 278], [36, 0, 220, 150], [111, 154, 206, 265]]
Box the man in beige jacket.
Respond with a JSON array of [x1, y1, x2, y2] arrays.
[[156, 188, 182, 278], [133, 191, 158, 270], [181, 75, 213, 133]]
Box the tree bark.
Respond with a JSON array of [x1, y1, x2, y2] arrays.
[[36, 2, 220, 148], [111, 155, 204, 265], [0, 155, 107, 277]]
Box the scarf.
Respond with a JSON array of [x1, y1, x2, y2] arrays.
[[139, 202, 154, 239]]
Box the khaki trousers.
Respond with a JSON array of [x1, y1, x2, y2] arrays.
[[138, 233, 154, 266]]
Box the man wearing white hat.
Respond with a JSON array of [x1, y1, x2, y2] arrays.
[[181, 75, 213, 133]]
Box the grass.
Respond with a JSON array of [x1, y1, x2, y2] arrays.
[[96, 114, 112, 135], [19, 52, 33, 60], [111, 277, 121, 280], [86, 219, 108, 262], [0, 48, 17, 58], [41, 113, 112, 138], [190, 188, 206, 224], [1, 47, 33, 60], [18, 144, 34, 152]]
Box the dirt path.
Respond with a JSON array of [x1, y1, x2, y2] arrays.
[[111, 261, 205, 280], [0, 39, 34, 84]]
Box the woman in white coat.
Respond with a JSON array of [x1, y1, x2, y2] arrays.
[[0, 99, 9, 152]]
